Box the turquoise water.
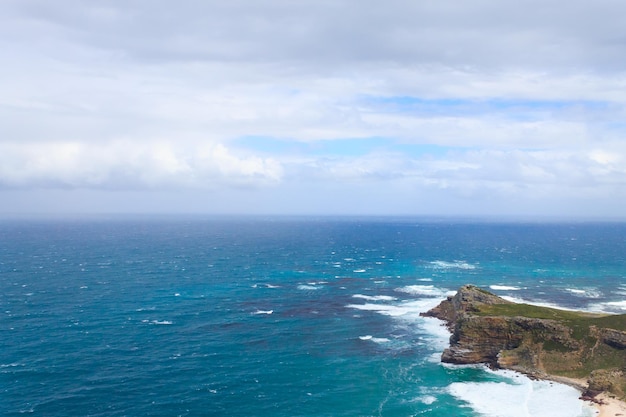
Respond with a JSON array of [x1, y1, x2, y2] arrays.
[[2, 218, 624, 416]]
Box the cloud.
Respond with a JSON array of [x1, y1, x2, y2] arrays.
[[2, 0, 626, 216], [274, 142, 626, 208], [9, 0, 626, 70], [0, 141, 283, 189]]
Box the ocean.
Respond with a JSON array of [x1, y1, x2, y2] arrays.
[[2, 217, 625, 416]]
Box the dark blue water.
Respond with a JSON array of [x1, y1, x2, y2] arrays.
[[2, 218, 624, 416]]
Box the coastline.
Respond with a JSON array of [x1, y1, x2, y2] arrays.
[[422, 285, 626, 417], [535, 375, 626, 417], [594, 392, 626, 417]]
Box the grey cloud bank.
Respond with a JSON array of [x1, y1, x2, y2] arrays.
[[2, 0, 626, 217]]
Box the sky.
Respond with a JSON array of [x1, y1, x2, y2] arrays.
[[2, 0, 626, 218]]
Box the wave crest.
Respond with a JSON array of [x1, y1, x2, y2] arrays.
[[429, 260, 477, 270]]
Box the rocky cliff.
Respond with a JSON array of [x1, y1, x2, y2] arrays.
[[422, 285, 626, 400]]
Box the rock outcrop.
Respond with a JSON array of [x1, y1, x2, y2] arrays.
[[422, 285, 626, 399], [597, 327, 626, 350]]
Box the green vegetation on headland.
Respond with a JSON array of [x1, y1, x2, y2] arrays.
[[422, 285, 626, 400]]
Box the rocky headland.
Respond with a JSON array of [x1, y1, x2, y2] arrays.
[[422, 285, 626, 404]]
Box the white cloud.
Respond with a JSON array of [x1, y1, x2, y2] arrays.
[[2, 0, 626, 216], [0, 141, 283, 189], [280, 145, 626, 200]]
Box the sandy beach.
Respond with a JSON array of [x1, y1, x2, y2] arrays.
[[594, 393, 626, 417], [545, 375, 626, 417]]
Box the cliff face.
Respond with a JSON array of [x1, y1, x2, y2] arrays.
[[423, 284, 508, 325], [422, 285, 626, 399]]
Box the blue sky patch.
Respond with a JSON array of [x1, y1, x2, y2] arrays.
[[360, 95, 611, 117]]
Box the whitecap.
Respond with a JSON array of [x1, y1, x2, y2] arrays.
[[490, 285, 522, 291], [565, 288, 601, 298], [1, 363, 23, 368], [348, 294, 451, 360], [501, 296, 607, 313], [352, 294, 397, 301], [615, 286, 626, 296], [429, 260, 477, 270], [253, 283, 281, 289], [347, 303, 408, 317], [353, 269, 366, 273], [501, 295, 529, 303], [358, 335, 390, 344], [501, 296, 572, 310], [253, 310, 274, 315], [347, 298, 449, 321], [298, 285, 319, 291], [151, 320, 173, 325], [395, 285, 452, 298]]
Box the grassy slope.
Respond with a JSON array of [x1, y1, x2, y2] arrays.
[[476, 303, 626, 379]]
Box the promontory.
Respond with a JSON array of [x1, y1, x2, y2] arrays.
[[421, 285, 626, 403]]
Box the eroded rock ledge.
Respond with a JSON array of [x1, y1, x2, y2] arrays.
[[421, 285, 626, 400]]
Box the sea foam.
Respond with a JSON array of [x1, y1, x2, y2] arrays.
[[590, 300, 626, 312], [359, 335, 390, 343], [490, 285, 523, 291], [395, 285, 452, 298], [500, 296, 580, 312], [502, 295, 611, 314], [297, 284, 320, 291], [253, 310, 274, 315], [429, 260, 477, 270], [347, 293, 451, 353], [565, 288, 601, 298], [448, 369, 597, 417], [352, 294, 397, 301], [348, 296, 446, 318]]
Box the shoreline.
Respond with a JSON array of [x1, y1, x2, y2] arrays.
[[540, 375, 626, 417], [594, 392, 626, 417], [424, 285, 626, 416]]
